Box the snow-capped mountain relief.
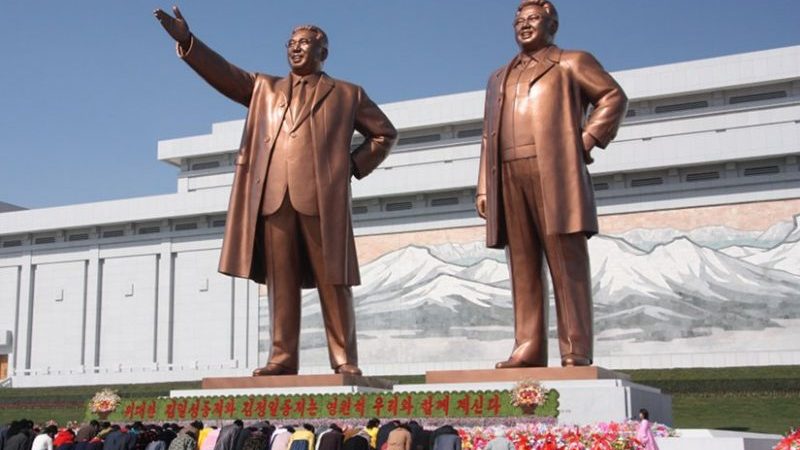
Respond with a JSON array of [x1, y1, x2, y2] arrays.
[[295, 214, 800, 347]]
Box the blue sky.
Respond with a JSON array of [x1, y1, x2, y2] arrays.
[[1, 1, 799, 209]]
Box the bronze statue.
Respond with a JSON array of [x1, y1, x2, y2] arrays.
[[476, 0, 627, 368], [154, 7, 397, 376]]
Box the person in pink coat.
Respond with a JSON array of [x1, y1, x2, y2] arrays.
[[199, 428, 220, 450], [636, 409, 660, 450]]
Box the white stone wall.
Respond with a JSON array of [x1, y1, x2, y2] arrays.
[[1, 235, 260, 387], [98, 254, 158, 367], [29, 260, 86, 370], [0, 267, 19, 357], [171, 249, 235, 365]]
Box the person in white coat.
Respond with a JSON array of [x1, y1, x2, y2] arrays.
[[31, 426, 58, 450]]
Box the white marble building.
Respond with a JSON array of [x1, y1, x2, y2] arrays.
[[1, 46, 799, 387]]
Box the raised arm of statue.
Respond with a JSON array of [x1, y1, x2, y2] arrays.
[[153, 5, 256, 107]]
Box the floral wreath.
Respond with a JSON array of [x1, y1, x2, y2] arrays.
[[510, 378, 546, 409], [89, 388, 121, 414]]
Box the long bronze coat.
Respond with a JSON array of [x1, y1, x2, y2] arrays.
[[477, 46, 627, 248], [179, 37, 397, 286]]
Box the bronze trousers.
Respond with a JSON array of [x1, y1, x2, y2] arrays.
[[501, 157, 593, 365], [262, 195, 358, 370]]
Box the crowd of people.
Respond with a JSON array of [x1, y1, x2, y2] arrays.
[[0, 419, 464, 450]]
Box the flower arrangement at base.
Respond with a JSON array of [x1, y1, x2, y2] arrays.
[[457, 421, 674, 450], [775, 428, 800, 450], [510, 379, 547, 414], [89, 388, 121, 419]]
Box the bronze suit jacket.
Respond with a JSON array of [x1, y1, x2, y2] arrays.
[[178, 37, 397, 286], [477, 45, 627, 248]]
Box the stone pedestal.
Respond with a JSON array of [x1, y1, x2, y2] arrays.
[[201, 374, 393, 389], [171, 374, 394, 398], [657, 430, 781, 450], [426, 366, 628, 383], [167, 370, 782, 449], [398, 379, 672, 426], [187, 369, 671, 426]]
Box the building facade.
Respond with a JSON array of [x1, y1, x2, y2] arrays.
[[1, 46, 799, 387]]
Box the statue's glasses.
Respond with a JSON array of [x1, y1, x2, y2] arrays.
[[286, 38, 313, 49]]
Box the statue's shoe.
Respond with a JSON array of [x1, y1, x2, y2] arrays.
[[561, 356, 592, 367], [495, 358, 546, 369], [334, 364, 363, 376], [252, 363, 297, 376]]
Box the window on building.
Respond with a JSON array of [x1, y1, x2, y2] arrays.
[[352, 205, 368, 215], [430, 197, 459, 207], [630, 177, 664, 187], [686, 171, 720, 182], [191, 161, 221, 171], [385, 201, 413, 212], [138, 226, 160, 235], [2, 240, 22, 248], [68, 233, 89, 241], [625, 109, 637, 118], [743, 165, 780, 177], [174, 222, 198, 231], [593, 182, 610, 191], [102, 229, 124, 238], [350, 138, 365, 151], [34, 236, 55, 245], [654, 100, 708, 114], [729, 91, 787, 105], [212, 219, 226, 228], [398, 134, 441, 146], [457, 128, 483, 138]]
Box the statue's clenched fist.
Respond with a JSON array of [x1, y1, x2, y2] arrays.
[[475, 194, 487, 219]]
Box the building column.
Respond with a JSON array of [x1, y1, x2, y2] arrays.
[[246, 281, 260, 370], [15, 253, 33, 372], [231, 277, 247, 369], [83, 246, 101, 370], [156, 242, 174, 366]]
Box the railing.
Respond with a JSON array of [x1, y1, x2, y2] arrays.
[[11, 360, 241, 377]]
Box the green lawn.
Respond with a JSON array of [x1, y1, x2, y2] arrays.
[[1, 367, 798, 434], [671, 393, 799, 435], [620, 366, 800, 435]]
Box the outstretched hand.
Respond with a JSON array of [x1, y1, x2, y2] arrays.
[[153, 6, 191, 45]]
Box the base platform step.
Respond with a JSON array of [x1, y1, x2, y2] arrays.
[[201, 374, 393, 390], [426, 366, 628, 384]]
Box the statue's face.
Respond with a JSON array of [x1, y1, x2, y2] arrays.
[[286, 29, 326, 75], [514, 5, 554, 52]]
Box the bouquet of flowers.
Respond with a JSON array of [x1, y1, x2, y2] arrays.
[[510, 379, 546, 409], [89, 388, 121, 414], [457, 421, 674, 450], [774, 428, 800, 450]]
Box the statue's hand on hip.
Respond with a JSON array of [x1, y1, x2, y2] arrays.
[[582, 132, 597, 165], [153, 6, 191, 47]]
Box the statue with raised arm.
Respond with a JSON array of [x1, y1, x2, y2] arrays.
[[154, 7, 397, 376], [476, 0, 627, 368]]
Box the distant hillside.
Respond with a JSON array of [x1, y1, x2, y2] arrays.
[[0, 201, 25, 213]]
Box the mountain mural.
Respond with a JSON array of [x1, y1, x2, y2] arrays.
[[289, 214, 800, 351], [610, 217, 798, 251]]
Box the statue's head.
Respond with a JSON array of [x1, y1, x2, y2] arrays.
[[286, 25, 328, 76], [514, 0, 558, 52]]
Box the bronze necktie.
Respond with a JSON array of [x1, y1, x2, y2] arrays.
[[292, 79, 307, 122]]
